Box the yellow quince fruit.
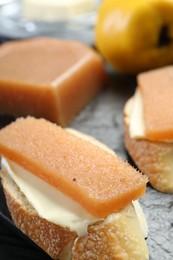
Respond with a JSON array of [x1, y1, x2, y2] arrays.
[[95, 0, 173, 74]]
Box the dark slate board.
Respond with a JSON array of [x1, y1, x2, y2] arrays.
[[0, 70, 172, 260]]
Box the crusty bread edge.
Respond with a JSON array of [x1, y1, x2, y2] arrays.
[[0, 128, 149, 259], [124, 99, 173, 193], [72, 204, 148, 260], [0, 171, 77, 260]]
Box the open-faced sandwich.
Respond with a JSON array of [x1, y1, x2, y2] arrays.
[[0, 117, 148, 259], [124, 66, 173, 193]]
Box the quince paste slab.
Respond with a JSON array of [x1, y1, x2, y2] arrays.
[[0, 38, 106, 126]]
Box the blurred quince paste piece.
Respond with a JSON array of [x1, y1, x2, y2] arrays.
[[0, 38, 106, 126]]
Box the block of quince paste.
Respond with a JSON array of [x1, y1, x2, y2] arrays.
[[0, 38, 106, 126], [137, 66, 173, 141]]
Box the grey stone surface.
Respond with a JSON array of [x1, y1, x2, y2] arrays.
[[0, 71, 172, 259], [70, 72, 173, 260]]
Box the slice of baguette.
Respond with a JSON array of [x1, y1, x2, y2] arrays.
[[0, 171, 148, 260], [72, 203, 148, 260], [0, 128, 148, 259], [124, 98, 173, 193], [0, 171, 76, 260]]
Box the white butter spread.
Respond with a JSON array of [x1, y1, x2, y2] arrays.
[[1, 157, 99, 236], [129, 89, 146, 139], [132, 200, 148, 239]]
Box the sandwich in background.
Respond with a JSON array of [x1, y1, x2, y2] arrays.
[[124, 66, 173, 193]]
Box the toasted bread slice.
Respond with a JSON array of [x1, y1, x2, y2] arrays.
[[0, 166, 148, 260]]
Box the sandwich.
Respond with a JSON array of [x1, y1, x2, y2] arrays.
[[124, 66, 173, 193], [0, 116, 148, 259]]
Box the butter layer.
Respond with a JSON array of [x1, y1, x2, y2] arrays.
[[1, 157, 99, 236], [1, 157, 148, 238], [129, 89, 146, 139]]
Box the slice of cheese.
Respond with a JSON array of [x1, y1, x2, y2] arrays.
[[0, 117, 147, 218], [0, 38, 106, 126]]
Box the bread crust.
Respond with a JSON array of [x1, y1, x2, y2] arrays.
[[72, 206, 148, 260], [0, 169, 148, 260], [0, 170, 77, 260], [124, 115, 173, 193]]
